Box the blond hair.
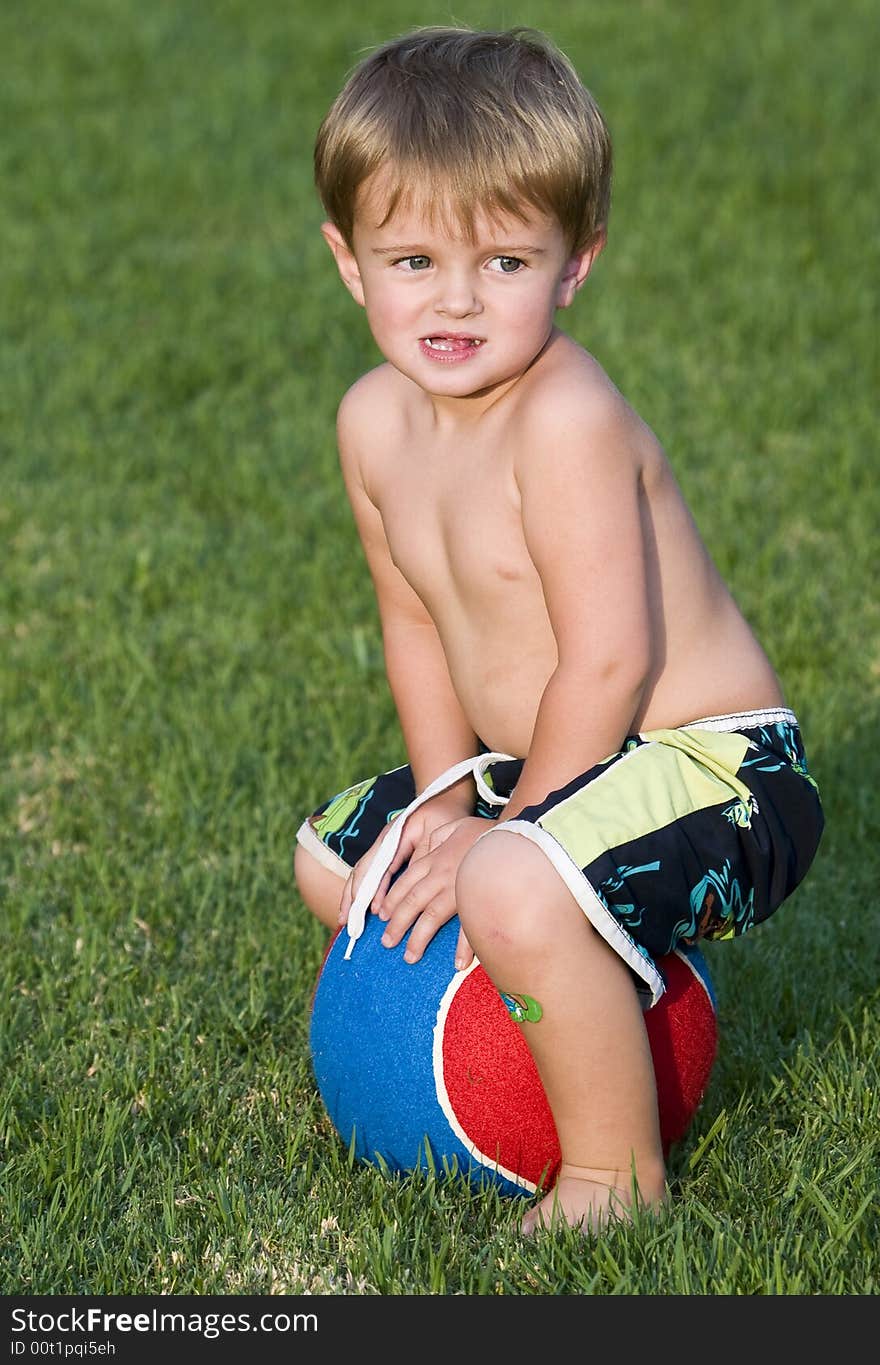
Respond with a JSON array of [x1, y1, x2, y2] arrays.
[[314, 26, 612, 252]]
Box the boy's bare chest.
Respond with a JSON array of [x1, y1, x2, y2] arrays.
[[375, 440, 536, 606]]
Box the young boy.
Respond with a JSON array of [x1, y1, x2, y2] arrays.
[[294, 26, 824, 1234]]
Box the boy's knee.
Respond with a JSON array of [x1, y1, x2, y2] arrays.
[[293, 839, 314, 899], [294, 840, 345, 930], [456, 831, 551, 947]]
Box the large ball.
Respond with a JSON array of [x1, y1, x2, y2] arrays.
[[310, 912, 717, 1198]]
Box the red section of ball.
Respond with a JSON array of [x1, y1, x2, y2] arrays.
[[441, 950, 717, 1189], [441, 967, 561, 1190], [644, 950, 717, 1149], [308, 928, 340, 1014]]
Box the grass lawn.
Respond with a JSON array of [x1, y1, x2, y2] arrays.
[[1, 0, 877, 1296]]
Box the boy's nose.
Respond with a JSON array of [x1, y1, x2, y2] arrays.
[[434, 273, 483, 318]]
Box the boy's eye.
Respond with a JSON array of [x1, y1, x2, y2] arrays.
[[395, 255, 431, 271], [488, 256, 525, 274]]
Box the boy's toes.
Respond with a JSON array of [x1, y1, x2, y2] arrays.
[[519, 1203, 545, 1237]]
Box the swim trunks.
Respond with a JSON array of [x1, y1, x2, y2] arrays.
[[296, 707, 824, 1005]]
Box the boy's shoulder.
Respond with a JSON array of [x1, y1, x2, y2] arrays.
[[335, 363, 411, 450], [512, 333, 657, 470]]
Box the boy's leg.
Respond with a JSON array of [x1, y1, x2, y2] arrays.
[[295, 762, 421, 932], [294, 842, 345, 930], [455, 829, 667, 1235], [294, 763, 419, 931]]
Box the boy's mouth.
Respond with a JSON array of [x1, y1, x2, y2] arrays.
[[420, 333, 485, 361]]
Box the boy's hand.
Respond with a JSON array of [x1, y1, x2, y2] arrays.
[[372, 813, 488, 969], [336, 795, 477, 942], [337, 817, 403, 932]]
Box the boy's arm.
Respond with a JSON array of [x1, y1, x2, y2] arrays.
[[336, 389, 478, 808], [503, 394, 654, 820]]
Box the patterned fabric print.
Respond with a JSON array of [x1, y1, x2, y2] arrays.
[[514, 720, 824, 963], [741, 719, 820, 791], [306, 753, 521, 867], [307, 765, 418, 867], [300, 717, 823, 992]]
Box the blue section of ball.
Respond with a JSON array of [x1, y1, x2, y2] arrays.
[[310, 913, 718, 1198], [676, 941, 716, 1009], [309, 913, 529, 1196]]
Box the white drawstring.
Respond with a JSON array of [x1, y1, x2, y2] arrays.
[[343, 752, 515, 960]]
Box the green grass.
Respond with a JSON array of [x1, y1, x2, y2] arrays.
[[1, 0, 877, 1295]]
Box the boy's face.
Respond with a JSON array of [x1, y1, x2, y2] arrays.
[[322, 171, 601, 406]]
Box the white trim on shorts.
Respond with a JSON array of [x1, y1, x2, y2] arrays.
[[296, 818, 351, 879], [304, 708, 799, 995], [479, 818, 666, 1006]]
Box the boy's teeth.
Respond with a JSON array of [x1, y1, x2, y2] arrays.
[[425, 337, 480, 350]]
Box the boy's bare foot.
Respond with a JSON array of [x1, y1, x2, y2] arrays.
[[519, 1163, 667, 1237]]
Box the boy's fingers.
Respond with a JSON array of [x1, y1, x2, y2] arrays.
[[427, 820, 459, 851], [375, 834, 414, 906], [385, 836, 412, 880], [337, 875, 354, 925], [379, 869, 444, 947], [377, 859, 430, 924], [338, 854, 372, 923], [453, 927, 474, 972], [398, 896, 450, 964], [375, 834, 433, 911]]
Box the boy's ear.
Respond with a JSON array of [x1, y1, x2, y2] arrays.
[[556, 230, 606, 309], [321, 222, 366, 307]]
